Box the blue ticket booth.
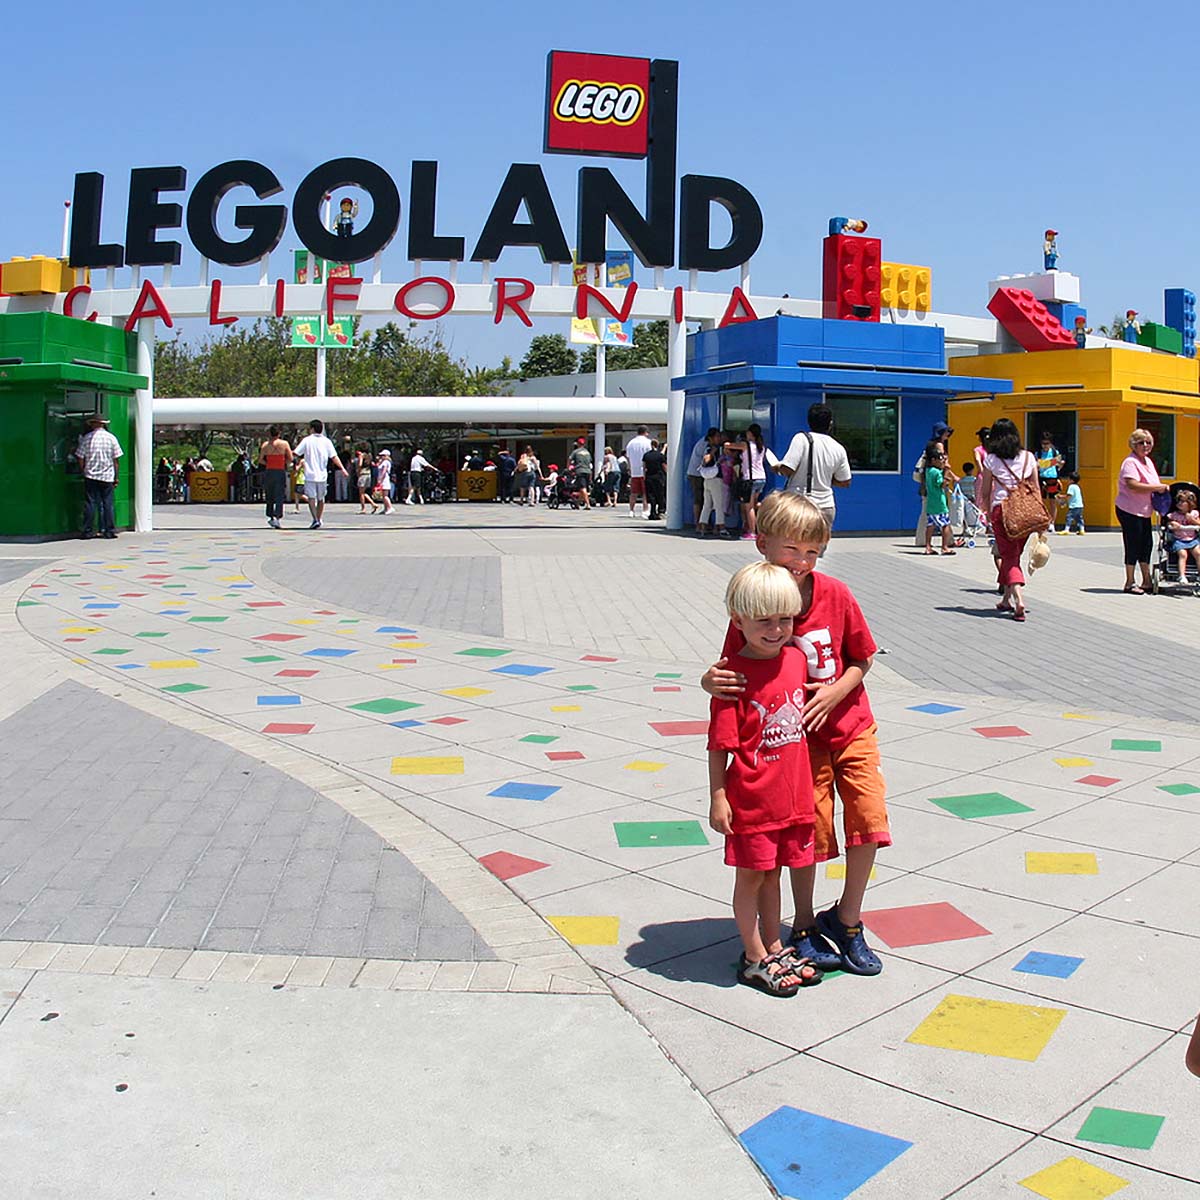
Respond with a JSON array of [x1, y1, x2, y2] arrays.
[[672, 316, 1013, 532]]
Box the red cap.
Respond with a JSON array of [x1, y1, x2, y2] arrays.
[[1045, 228, 1057, 237], [576, 436, 586, 444]]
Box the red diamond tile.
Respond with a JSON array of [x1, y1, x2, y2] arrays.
[[118, 592, 148, 598], [479, 851, 550, 881], [546, 750, 585, 762], [30, 584, 46, 588], [262, 722, 314, 734], [972, 725, 1030, 739], [862, 901, 991, 948], [392, 658, 418, 664], [1077, 774, 1121, 787], [581, 654, 618, 662], [276, 669, 319, 678], [650, 720, 708, 737], [140, 574, 172, 580], [654, 686, 682, 693], [430, 716, 467, 726], [253, 633, 304, 642], [64, 637, 85, 643], [248, 601, 285, 608], [314, 610, 337, 615]]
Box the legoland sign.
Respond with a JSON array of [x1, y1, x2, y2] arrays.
[[68, 53, 762, 277]]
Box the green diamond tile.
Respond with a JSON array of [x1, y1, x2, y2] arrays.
[[655, 672, 683, 679], [520, 734, 560, 745], [567, 684, 598, 692], [929, 792, 1033, 820], [1111, 738, 1161, 752], [1076, 1106, 1165, 1150], [160, 683, 208, 694], [456, 647, 512, 658], [93, 648, 132, 656], [244, 654, 284, 664], [613, 820, 709, 849], [16, 600, 40, 607], [338, 619, 359, 624], [135, 632, 169, 638], [349, 698, 423, 714], [179, 566, 209, 571], [187, 616, 228, 623], [162, 584, 187, 589], [1157, 783, 1200, 796]]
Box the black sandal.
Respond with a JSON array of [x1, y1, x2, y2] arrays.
[[737, 952, 802, 998]]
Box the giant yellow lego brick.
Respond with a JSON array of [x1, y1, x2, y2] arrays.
[[1, 255, 75, 295], [1026, 851, 1099, 875], [906, 993, 1066, 1061], [547, 915, 620, 945], [1018, 1155, 1130, 1200], [390, 755, 464, 775], [880, 261, 931, 312]]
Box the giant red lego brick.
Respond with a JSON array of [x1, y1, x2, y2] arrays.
[[987, 286, 1078, 352], [822, 234, 882, 321]]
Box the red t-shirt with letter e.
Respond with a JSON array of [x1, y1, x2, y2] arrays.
[[707, 645, 814, 835], [720, 573, 877, 751]]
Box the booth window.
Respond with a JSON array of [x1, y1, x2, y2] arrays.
[[48, 388, 102, 471], [824, 393, 899, 472], [1136, 409, 1175, 476], [721, 390, 756, 432]]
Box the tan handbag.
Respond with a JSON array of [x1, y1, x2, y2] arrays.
[[999, 453, 1050, 539]]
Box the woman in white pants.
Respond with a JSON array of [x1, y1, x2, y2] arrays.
[[697, 448, 726, 536]]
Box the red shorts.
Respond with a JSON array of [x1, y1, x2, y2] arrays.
[[811, 725, 891, 861], [630, 476, 646, 497], [725, 823, 815, 871]]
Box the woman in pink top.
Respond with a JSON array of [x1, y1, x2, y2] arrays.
[[978, 418, 1037, 622], [1116, 428, 1170, 594]]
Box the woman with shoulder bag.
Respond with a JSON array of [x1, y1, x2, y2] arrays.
[[978, 418, 1043, 622], [1115, 428, 1170, 594], [355, 446, 378, 514]]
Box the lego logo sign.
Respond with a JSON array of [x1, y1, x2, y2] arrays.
[[544, 51, 650, 158]]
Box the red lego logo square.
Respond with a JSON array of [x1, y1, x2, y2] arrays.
[[544, 50, 650, 158]]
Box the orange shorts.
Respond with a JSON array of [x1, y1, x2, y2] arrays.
[[810, 724, 891, 862]]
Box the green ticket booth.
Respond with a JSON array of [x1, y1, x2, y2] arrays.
[[0, 312, 146, 539]]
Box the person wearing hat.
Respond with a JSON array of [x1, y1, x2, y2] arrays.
[[1043, 229, 1058, 272], [911, 421, 953, 547], [74, 414, 123, 539], [374, 448, 395, 513], [568, 436, 593, 510], [687, 427, 723, 526]]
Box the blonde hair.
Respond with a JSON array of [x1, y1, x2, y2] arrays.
[[1129, 428, 1154, 449], [755, 491, 832, 544], [725, 562, 803, 619]]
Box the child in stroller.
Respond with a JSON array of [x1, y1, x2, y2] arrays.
[[1152, 481, 1200, 594], [543, 465, 568, 510], [953, 460, 988, 547]]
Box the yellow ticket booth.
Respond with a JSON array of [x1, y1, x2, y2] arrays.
[[457, 470, 497, 501], [189, 471, 230, 502], [949, 347, 1200, 529]]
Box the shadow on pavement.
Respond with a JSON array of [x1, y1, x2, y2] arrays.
[[626, 919, 741, 981]]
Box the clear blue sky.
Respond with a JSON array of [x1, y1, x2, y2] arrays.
[[6, 1, 1196, 368]]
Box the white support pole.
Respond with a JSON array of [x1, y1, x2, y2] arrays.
[[134, 320, 155, 532], [163, 264, 172, 288], [60, 202, 70, 258], [258, 254, 269, 286], [665, 314, 688, 530], [317, 196, 331, 402], [654, 266, 664, 290], [740, 260, 751, 294], [595, 421, 605, 471], [595, 342, 606, 400], [199, 257, 209, 287], [372, 252, 382, 285], [550, 261, 560, 286], [316, 346, 327, 399]]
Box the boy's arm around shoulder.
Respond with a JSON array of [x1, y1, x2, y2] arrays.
[[707, 749, 733, 835]]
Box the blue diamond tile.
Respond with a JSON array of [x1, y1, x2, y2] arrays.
[[158, 610, 189, 616], [907, 702, 964, 716], [376, 626, 417, 634], [488, 782, 562, 802], [1013, 951, 1084, 979], [490, 664, 554, 677], [390, 719, 425, 729], [114, 663, 145, 670], [739, 1107, 912, 1200], [229, 583, 253, 589], [84, 603, 119, 609], [303, 648, 357, 658], [190, 648, 218, 654], [257, 695, 302, 706]]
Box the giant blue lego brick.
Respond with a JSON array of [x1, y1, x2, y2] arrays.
[[1044, 301, 1087, 334], [1165, 288, 1196, 358]]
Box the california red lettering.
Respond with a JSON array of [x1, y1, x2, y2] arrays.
[[123, 278, 173, 332], [493, 277, 535, 326], [208, 279, 238, 327]]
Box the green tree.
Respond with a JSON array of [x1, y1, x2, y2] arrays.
[[577, 320, 669, 374], [519, 333, 578, 378]]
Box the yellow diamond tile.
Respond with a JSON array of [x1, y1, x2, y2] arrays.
[[289, 619, 320, 626], [825, 863, 877, 881], [1061, 712, 1096, 721], [394, 642, 428, 649], [441, 687, 492, 699], [906, 993, 1066, 1061], [61, 626, 103, 634], [376, 663, 409, 670], [623, 761, 666, 773], [1019, 1155, 1130, 1199], [71, 657, 89, 664], [390, 756, 464, 776], [1026, 851, 1099, 875], [547, 915, 620, 946], [147, 659, 200, 670], [102, 564, 126, 570], [160, 601, 186, 608], [1054, 757, 1093, 768], [218, 575, 248, 582], [551, 704, 582, 713]]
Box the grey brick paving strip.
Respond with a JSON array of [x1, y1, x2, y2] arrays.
[[262, 555, 503, 635], [0, 560, 50, 586], [0, 681, 494, 961]]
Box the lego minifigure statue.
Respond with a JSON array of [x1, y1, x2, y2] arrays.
[[1123, 309, 1141, 344], [1043, 229, 1059, 271], [1074, 316, 1088, 349], [336, 197, 359, 239], [828, 217, 868, 236]]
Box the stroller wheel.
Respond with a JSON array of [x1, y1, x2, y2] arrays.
[[1151, 567, 1161, 595]]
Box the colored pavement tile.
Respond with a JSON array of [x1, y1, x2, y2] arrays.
[[547, 915, 619, 945], [257, 695, 302, 706], [262, 723, 314, 734], [456, 647, 511, 657], [349, 698, 423, 714], [520, 734, 559, 744], [276, 669, 319, 678], [479, 851, 550, 881], [550, 705, 581, 713], [1018, 1156, 1131, 1200], [908, 702, 965, 715], [649, 720, 708, 737], [1076, 775, 1121, 788], [443, 687, 493, 699], [580, 655, 617, 663], [135, 631, 169, 638], [92, 648, 132, 656], [487, 782, 562, 802], [863, 902, 991, 948], [653, 686, 681, 693], [624, 760, 667, 773], [1110, 738, 1161, 752], [906, 993, 1067, 1062], [253, 633, 303, 642], [738, 1106, 912, 1200], [1158, 782, 1200, 796], [1054, 757, 1094, 768], [546, 751, 585, 762], [929, 792, 1033, 819], [654, 672, 682, 679], [1075, 1106, 1164, 1151], [147, 660, 199, 670], [187, 615, 228, 623], [1026, 852, 1099, 875], [973, 725, 1031, 739], [244, 654, 284, 663], [376, 626, 416, 634], [566, 684, 598, 692], [160, 683, 208, 694], [303, 647, 357, 658], [390, 756, 465, 776], [390, 720, 424, 729], [429, 717, 467, 726], [1014, 951, 1084, 980], [490, 664, 553, 676], [613, 820, 708, 849]]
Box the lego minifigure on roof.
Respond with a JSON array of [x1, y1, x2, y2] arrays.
[[828, 217, 868, 237], [1043, 229, 1058, 272], [336, 197, 359, 239], [1124, 310, 1141, 344], [1074, 316, 1089, 349]]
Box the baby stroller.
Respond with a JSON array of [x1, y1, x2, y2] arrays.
[[420, 468, 452, 503], [950, 481, 987, 548], [549, 468, 581, 510], [1150, 481, 1200, 594]]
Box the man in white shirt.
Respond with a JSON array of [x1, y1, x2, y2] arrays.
[[776, 403, 852, 529], [292, 418, 348, 529], [406, 448, 433, 504], [686, 427, 721, 527], [75, 415, 123, 539], [625, 425, 654, 518]]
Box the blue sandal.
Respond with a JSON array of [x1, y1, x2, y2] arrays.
[[816, 905, 883, 976], [788, 925, 843, 972]]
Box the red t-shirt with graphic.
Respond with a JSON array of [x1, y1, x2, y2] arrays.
[[707, 645, 814, 835], [720, 573, 877, 751]]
